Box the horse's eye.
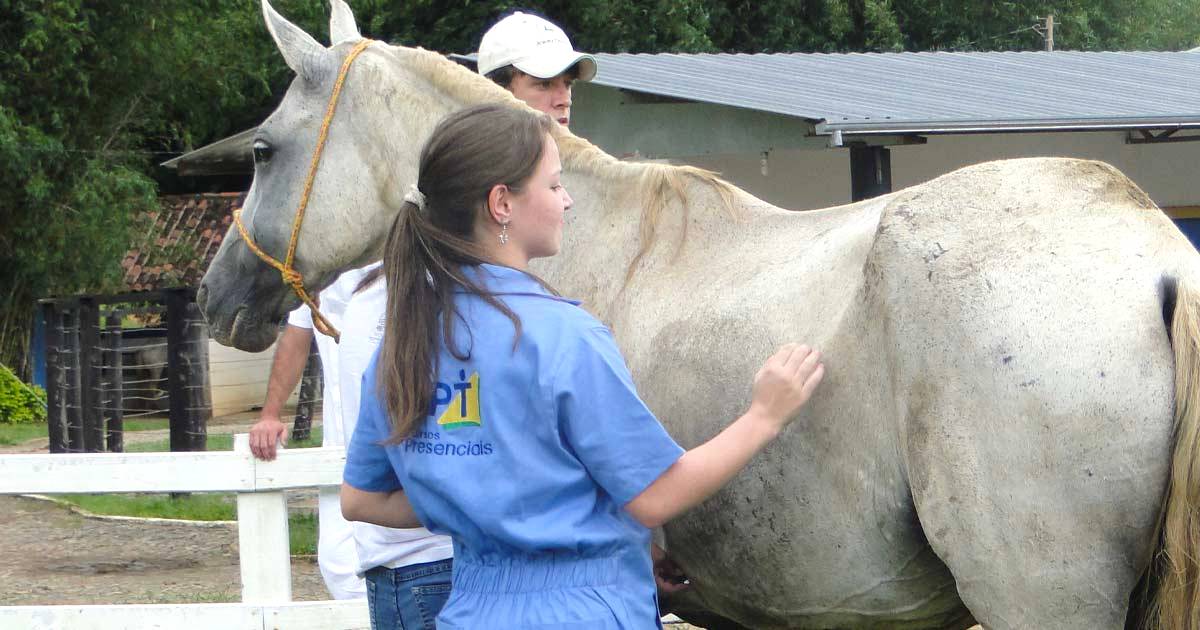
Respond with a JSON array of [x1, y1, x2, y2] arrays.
[[252, 139, 272, 164]]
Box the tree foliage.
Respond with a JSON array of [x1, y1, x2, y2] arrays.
[[0, 1, 321, 375], [0, 363, 46, 424], [1, 0, 1197, 376]]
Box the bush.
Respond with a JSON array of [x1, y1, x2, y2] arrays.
[[0, 363, 46, 424]]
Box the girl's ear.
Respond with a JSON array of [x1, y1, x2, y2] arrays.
[[486, 184, 514, 225]]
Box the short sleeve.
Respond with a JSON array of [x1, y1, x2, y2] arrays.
[[287, 304, 314, 330], [555, 326, 684, 505], [343, 353, 403, 493]]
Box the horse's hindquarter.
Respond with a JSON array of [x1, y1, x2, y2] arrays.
[[868, 158, 1188, 629], [615, 199, 970, 628]]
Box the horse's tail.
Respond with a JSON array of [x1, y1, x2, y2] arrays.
[[1140, 276, 1200, 630]]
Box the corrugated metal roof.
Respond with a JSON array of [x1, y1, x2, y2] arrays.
[[586, 50, 1200, 135], [170, 49, 1200, 173]]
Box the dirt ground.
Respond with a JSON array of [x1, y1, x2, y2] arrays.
[[0, 494, 327, 606]]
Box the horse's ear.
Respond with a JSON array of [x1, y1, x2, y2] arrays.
[[262, 0, 332, 82], [329, 0, 362, 45]]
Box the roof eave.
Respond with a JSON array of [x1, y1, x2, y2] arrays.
[[817, 117, 1200, 136], [161, 128, 257, 173]]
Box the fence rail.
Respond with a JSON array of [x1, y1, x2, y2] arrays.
[[0, 434, 369, 630]]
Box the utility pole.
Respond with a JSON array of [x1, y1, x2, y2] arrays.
[[1035, 15, 1055, 51]]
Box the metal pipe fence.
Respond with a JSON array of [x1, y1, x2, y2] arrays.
[[38, 288, 323, 454]]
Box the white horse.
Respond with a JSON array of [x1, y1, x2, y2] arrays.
[[199, 2, 1200, 628]]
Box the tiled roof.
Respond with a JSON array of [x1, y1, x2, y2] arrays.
[[121, 193, 244, 291]]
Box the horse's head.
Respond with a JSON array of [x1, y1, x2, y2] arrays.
[[199, 0, 460, 350], [199, 0, 647, 350]]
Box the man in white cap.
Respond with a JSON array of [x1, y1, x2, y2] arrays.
[[476, 11, 597, 127]]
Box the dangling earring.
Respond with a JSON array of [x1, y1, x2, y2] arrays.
[[499, 221, 510, 245]]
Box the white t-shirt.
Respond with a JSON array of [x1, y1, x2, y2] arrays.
[[338, 263, 453, 573], [286, 266, 374, 448]]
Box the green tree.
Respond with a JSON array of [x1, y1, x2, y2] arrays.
[[356, 0, 717, 53], [3, 0, 1197, 378], [703, 0, 1200, 53], [0, 1, 327, 375]]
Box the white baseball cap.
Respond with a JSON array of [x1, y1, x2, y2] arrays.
[[477, 12, 597, 82]]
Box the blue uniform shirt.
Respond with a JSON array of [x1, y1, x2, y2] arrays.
[[345, 264, 685, 629]]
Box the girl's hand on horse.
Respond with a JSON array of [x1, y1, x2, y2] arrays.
[[749, 343, 825, 433]]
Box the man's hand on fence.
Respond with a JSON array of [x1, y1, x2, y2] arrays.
[[249, 416, 288, 460]]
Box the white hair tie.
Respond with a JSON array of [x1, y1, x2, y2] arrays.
[[404, 184, 426, 210]]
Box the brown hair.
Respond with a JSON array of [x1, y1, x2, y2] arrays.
[[377, 103, 553, 443], [485, 64, 581, 89]]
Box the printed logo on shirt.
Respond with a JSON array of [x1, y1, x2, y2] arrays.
[[403, 432, 494, 456], [430, 369, 482, 430]]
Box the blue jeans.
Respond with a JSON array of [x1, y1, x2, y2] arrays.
[[365, 558, 454, 630]]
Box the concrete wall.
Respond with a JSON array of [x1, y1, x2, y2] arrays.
[[570, 85, 1199, 214], [208, 340, 298, 417], [681, 132, 1200, 212]]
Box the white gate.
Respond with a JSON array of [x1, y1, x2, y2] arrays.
[[0, 434, 369, 629]]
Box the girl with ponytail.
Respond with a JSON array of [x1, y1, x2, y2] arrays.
[[342, 103, 825, 629]]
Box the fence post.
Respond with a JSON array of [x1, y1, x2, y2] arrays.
[[166, 288, 209, 452], [104, 311, 125, 453], [63, 305, 83, 453], [78, 297, 104, 453], [42, 301, 66, 454], [233, 433, 293, 603], [291, 343, 321, 442]]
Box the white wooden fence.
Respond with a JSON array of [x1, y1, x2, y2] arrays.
[[0, 434, 370, 630]]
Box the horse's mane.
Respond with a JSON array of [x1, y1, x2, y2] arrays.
[[390, 44, 739, 279]]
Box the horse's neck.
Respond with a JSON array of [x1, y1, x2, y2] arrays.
[[361, 46, 779, 316], [537, 162, 762, 321], [359, 49, 458, 198]]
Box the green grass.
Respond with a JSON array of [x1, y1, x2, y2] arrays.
[[0, 423, 52, 446], [61, 492, 236, 520], [289, 512, 318, 555], [0, 417, 170, 446], [57, 493, 318, 555], [121, 418, 171, 432], [125, 425, 323, 453], [0, 418, 325, 451]]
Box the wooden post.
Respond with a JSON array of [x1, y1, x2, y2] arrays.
[[850, 145, 893, 202], [233, 433, 293, 603], [166, 288, 210, 452], [78, 297, 104, 452], [42, 302, 67, 454], [291, 343, 321, 442], [104, 311, 125, 453], [63, 305, 84, 453]]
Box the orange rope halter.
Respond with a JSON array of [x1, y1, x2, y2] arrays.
[[232, 38, 374, 342]]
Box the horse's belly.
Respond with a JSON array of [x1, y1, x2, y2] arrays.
[[633, 302, 971, 628], [662, 429, 972, 629]]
